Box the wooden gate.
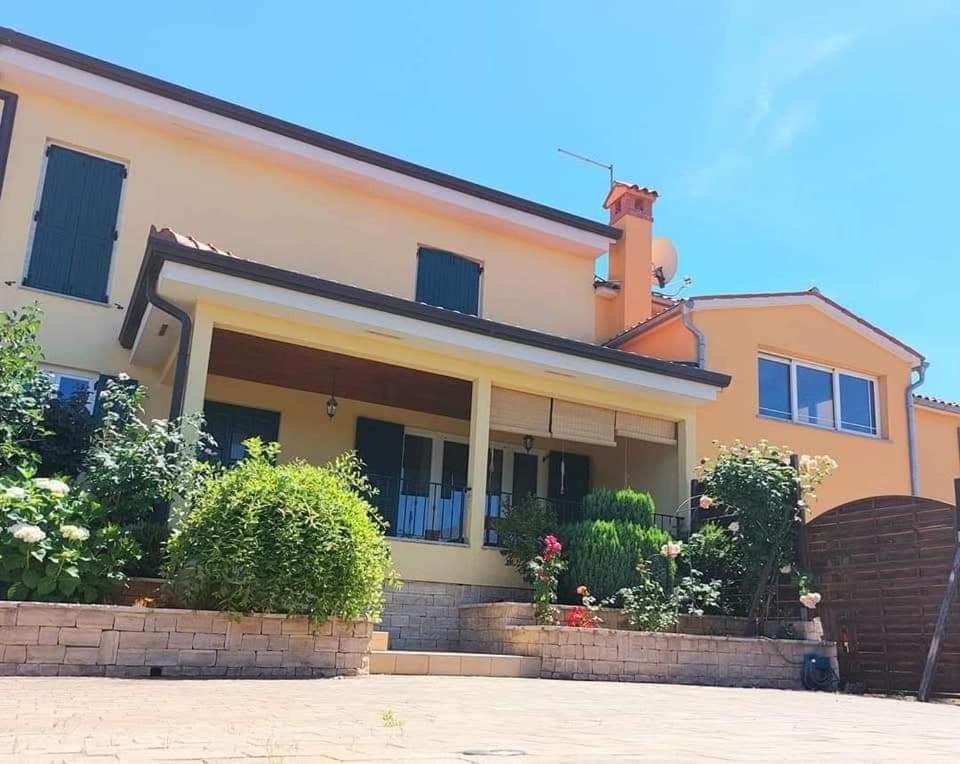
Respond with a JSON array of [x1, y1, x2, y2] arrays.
[[806, 494, 960, 694]]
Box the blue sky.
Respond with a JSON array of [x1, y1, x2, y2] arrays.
[[5, 2, 959, 398]]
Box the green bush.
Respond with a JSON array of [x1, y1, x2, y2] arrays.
[[0, 475, 140, 602], [36, 395, 95, 478], [490, 496, 557, 583], [581, 487, 655, 526], [682, 522, 745, 614], [557, 519, 672, 602], [0, 305, 53, 476], [166, 442, 395, 621]]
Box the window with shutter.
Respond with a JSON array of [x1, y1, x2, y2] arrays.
[[25, 145, 125, 303], [415, 247, 481, 316], [203, 401, 281, 467]]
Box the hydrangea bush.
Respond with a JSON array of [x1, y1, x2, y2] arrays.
[[0, 475, 139, 601]]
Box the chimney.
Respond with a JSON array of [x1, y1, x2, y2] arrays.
[[603, 182, 658, 333]]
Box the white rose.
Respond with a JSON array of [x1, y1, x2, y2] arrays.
[[728, 522, 740, 533], [32, 478, 69, 496], [779, 564, 793, 574], [60, 524, 90, 542], [699, 495, 714, 510], [11, 523, 46, 544], [3, 486, 27, 501]]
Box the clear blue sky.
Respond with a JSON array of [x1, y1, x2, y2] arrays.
[[6, 2, 958, 399]]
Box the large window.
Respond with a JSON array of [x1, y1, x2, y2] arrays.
[[44, 366, 98, 413], [415, 247, 482, 316], [24, 145, 126, 303], [758, 354, 879, 436]]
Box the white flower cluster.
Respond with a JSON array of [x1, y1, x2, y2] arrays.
[[32, 478, 69, 496], [7, 522, 46, 544], [60, 524, 90, 542], [3, 486, 27, 501]]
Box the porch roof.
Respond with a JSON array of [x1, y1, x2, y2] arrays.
[[120, 228, 731, 396]]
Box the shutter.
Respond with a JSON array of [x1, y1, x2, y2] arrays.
[[67, 151, 125, 302], [550, 399, 616, 447], [415, 247, 480, 315], [615, 412, 678, 445], [26, 146, 124, 302], [203, 401, 280, 467], [547, 451, 590, 502], [490, 387, 551, 437], [26, 146, 88, 296], [355, 416, 405, 532]]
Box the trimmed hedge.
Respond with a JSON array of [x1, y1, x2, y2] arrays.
[[557, 519, 672, 602], [166, 443, 394, 621], [581, 487, 655, 526]]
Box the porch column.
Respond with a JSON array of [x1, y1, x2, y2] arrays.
[[179, 305, 213, 441], [677, 416, 697, 528], [466, 376, 492, 548]]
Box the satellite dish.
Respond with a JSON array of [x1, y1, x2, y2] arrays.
[[651, 237, 678, 288]]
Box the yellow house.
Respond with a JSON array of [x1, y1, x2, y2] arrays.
[[0, 30, 956, 649]]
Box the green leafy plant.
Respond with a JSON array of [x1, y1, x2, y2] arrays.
[[78, 377, 210, 525], [490, 496, 557, 583], [697, 439, 835, 624], [0, 305, 53, 477], [0, 474, 139, 602], [681, 522, 745, 615], [617, 552, 722, 632], [581, 487, 655, 526], [165, 441, 396, 621], [35, 394, 95, 478], [557, 519, 672, 602]]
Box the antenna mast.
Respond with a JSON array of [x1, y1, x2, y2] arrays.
[[557, 148, 614, 187]]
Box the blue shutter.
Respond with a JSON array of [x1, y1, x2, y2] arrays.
[[355, 416, 405, 533], [203, 401, 281, 467], [26, 146, 124, 302], [415, 248, 481, 316]]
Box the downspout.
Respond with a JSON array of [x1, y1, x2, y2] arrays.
[[144, 269, 192, 422], [681, 299, 706, 368], [906, 360, 930, 496]]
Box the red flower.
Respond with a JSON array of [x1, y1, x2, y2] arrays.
[[564, 606, 597, 629]]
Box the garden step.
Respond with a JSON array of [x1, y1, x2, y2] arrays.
[[370, 650, 540, 678], [371, 630, 389, 651]]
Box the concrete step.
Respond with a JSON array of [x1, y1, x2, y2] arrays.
[[371, 630, 389, 651], [370, 650, 540, 678]]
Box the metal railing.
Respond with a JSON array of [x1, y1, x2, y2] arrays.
[[367, 474, 465, 543], [484, 492, 686, 546]]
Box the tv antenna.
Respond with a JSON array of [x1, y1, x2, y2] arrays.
[[557, 148, 614, 187]]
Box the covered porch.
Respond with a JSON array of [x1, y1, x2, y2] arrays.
[[121, 228, 729, 589]]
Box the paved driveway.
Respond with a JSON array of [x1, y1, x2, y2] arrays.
[[0, 675, 957, 762]]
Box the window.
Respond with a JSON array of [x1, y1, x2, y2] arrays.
[[758, 354, 879, 436], [203, 401, 281, 467], [44, 367, 97, 413], [415, 247, 481, 316], [24, 145, 126, 303]]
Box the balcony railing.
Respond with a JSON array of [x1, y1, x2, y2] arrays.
[[485, 492, 686, 546], [367, 474, 465, 543]]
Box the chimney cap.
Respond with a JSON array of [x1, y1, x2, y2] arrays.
[[603, 181, 659, 210]]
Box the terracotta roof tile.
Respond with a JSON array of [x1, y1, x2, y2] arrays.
[[914, 394, 960, 412]]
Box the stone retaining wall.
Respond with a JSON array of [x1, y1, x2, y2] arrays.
[[502, 625, 836, 689], [459, 602, 836, 689], [0, 602, 371, 678], [379, 580, 529, 651]]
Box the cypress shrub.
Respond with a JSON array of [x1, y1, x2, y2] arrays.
[[557, 519, 672, 602], [581, 487, 655, 526]]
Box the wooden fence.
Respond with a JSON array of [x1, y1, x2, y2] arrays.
[[806, 493, 960, 694]]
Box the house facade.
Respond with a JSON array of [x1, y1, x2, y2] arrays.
[[0, 29, 957, 647]]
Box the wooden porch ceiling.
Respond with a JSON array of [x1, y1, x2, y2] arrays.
[[208, 329, 472, 420]]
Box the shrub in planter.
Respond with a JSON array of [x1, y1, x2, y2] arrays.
[[557, 519, 672, 602], [581, 487, 655, 526], [166, 442, 395, 621], [681, 522, 745, 615], [0, 476, 140, 601]]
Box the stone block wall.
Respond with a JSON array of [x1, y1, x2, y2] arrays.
[[503, 625, 837, 689], [379, 581, 529, 651], [0, 602, 372, 678]]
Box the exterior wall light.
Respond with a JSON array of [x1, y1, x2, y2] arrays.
[[523, 435, 534, 452]]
